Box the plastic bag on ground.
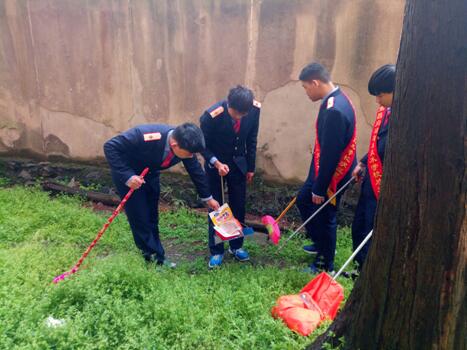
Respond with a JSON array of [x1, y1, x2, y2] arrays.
[[271, 272, 344, 336]]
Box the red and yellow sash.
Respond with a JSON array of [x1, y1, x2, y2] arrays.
[[313, 96, 357, 205], [368, 106, 390, 199]]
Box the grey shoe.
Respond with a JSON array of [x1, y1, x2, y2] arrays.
[[156, 259, 177, 269]]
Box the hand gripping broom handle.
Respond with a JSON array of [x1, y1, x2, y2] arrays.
[[52, 167, 150, 284], [277, 176, 355, 252]]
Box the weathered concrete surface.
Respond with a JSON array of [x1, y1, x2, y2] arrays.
[[0, 0, 403, 182]]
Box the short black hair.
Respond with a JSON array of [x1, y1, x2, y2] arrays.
[[172, 123, 206, 153], [227, 85, 254, 113], [368, 64, 396, 96], [299, 62, 331, 83]]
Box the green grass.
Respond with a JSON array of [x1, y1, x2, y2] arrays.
[[0, 186, 354, 349]]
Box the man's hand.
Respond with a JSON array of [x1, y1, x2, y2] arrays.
[[126, 175, 145, 190], [214, 161, 230, 176], [206, 198, 220, 211], [246, 172, 255, 184], [312, 193, 325, 205], [352, 162, 366, 183]]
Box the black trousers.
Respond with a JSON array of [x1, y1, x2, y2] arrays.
[[351, 177, 377, 268], [206, 164, 246, 255], [112, 173, 165, 262], [296, 179, 341, 270]]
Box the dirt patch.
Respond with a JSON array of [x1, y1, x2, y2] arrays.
[[163, 237, 207, 262]]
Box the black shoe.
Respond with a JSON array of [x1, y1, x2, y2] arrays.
[[143, 253, 155, 262], [341, 271, 351, 279], [342, 269, 359, 280]]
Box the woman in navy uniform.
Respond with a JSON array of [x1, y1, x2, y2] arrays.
[[351, 64, 395, 273], [199, 86, 260, 268], [104, 123, 219, 267], [297, 63, 357, 273]]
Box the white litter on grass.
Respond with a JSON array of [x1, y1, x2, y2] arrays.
[[45, 316, 66, 328]]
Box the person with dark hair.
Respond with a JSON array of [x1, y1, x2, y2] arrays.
[[351, 64, 396, 273], [104, 123, 220, 267], [200, 85, 261, 268], [298, 62, 331, 83], [297, 62, 357, 274]]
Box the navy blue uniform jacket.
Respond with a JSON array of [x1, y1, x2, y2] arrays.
[[199, 100, 260, 174], [103, 124, 211, 199], [310, 88, 357, 197]]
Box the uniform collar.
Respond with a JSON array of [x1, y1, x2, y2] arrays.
[[164, 130, 174, 157], [223, 100, 234, 119], [321, 86, 339, 107]]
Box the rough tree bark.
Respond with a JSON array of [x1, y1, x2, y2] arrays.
[[308, 0, 466, 349]]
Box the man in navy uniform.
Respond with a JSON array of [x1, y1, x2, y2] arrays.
[[104, 123, 220, 267], [200, 85, 260, 268], [351, 64, 395, 273], [297, 63, 357, 273]]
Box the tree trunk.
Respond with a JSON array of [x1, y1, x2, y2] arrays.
[[309, 0, 466, 349]]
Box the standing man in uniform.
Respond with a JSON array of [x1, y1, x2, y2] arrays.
[[351, 64, 395, 272], [297, 62, 357, 273], [200, 85, 260, 268], [104, 123, 220, 267]]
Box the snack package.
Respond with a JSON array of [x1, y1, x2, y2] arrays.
[[209, 204, 243, 241]]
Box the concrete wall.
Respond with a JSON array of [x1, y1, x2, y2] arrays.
[[0, 0, 404, 182]]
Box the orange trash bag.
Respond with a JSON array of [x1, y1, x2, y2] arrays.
[[271, 272, 344, 336], [300, 272, 344, 320], [271, 230, 375, 336], [272, 231, 374, 336]]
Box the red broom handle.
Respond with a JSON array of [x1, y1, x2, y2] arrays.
[[53, 167, 150, 284]]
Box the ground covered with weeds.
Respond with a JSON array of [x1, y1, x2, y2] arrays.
[[0, 185, 355, 349]]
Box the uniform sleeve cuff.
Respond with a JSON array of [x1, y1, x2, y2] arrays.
[[209, 157, 218, 165], [200, 195, 213, 202]]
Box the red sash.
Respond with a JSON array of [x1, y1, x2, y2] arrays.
[[313, 94, 357, 205], [368, 106, 389, 199]]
